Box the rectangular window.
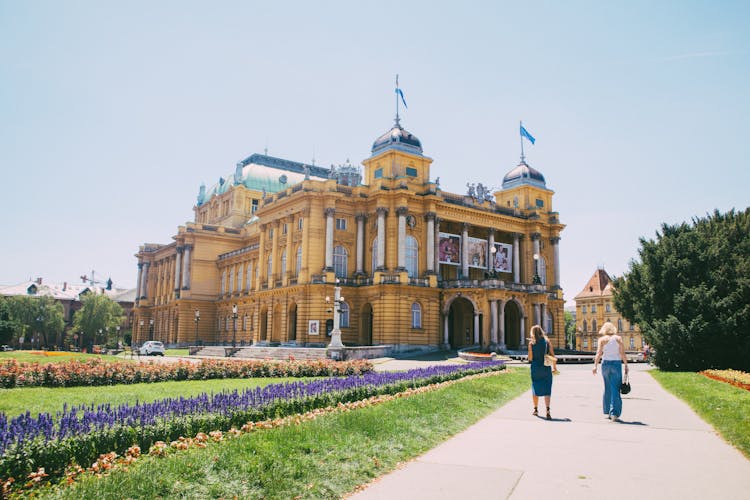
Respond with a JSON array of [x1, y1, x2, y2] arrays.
[[605, 303, 611, 312], [406, 167, 418, 177], [336, 218, 347, 230], [629, 337, 635, 349], [298, 218, 303, 231], [583, 337, 589, 348], [282, 223, 288, 235], [582, 305, 587, 313], [251, 199, 258, 213], [269, 228, 274, 238], [591, 305, 597, 312], [374, 168, 383, 179], [535, 199, 544, 208]]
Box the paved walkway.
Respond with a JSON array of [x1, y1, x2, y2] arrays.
[[350, 363, 750, 500]]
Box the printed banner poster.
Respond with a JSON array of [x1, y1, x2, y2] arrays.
[[308, 320, 320, 336], [438, 233, 461, 265], [493, 242, 513, 273], [467, 237, 488, 269]]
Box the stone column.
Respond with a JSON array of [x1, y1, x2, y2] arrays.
[[498, 300, 506, 349], [443, 313, 450, 347], [271, 221, 280, 285], [376, 207, 388, 270], [355, 214, 365, 274], [174, 247, 183, 291], [551, 236, 561, 288], [285, 218, 293, 282], [533, 303, 540, 327], [181, 245, 192, 290], [397, 206, 407, 270], [136, 262, 143, 303], [433, 217, 441, 273], [141, 262, 150, 299], [425, 212, 435, 273], [257, 226, 266, 289], [540, 303, 547, 332], [513, 233, 521, 283], [490, 300, 498, 345], [461, 223, 470, 278], [473, 312, 480, 344], [520, 315, 526, 347], [324, 208, 335, 271]]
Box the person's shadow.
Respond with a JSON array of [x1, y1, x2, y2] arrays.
[[535, 415, 572, 422]]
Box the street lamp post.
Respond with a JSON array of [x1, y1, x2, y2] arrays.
[[231, 304, 238, 348], [116, 326, 121, 349], [149, 319, 154, 340], [532, 253, 542, 285], [327, 284, 345, 348], [194, 309, 200, 345], [138, 319, 144, 346]]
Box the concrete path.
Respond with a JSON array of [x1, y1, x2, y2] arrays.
[[350, 363, 750, 500]]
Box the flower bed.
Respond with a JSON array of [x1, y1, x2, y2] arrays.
[[0, 358, 372, 389], [0, 361, 505, 483], [458, 351, 497, 362], [701, 369, 750, 392]]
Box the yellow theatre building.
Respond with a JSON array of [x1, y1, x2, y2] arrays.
[[133, 115, 566, 354]]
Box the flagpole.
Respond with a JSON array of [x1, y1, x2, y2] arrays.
[[520, 120, 525, 161], [395, 74, 400, 127]]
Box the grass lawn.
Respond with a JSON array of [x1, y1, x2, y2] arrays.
[[41, 368, 528, 499], [0, 351, 119, 364], [650, 370, 750, 458], [0, 377, 304, 417], [165, 348, 190, 356]]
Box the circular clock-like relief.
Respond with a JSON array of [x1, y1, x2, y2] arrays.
[[279, 174, 288, 184]]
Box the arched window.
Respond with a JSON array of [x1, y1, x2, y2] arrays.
[[537, 256, 547, 285], [406, 236, 418, 278], [237, 264, 243, 291], [229, 267, 235, 292], [267, 255, 273, 283], [334, 245, 348, 278], [545, 310, 553, 334], [617, 318, 623, 332], [339, 302, 350, 328], [592, 319, 598, 334], [583, 320, 588, 332], [221, 270, 227, 294], [296, 247, 302, 276], [371, 239, 378, 273], [280, 249, 287, 278], [411, 302, 422, 328]]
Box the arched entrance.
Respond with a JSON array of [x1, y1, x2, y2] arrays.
[[504, 301, 522, 349], [272, 304, 282, 343], [288, 302, 297, 342], [259, 307, 268, 342], [359, 303, 373, 345], [448, 296, 475, 349]]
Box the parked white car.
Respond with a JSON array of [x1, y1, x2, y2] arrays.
[[139, 341, 165, 356]]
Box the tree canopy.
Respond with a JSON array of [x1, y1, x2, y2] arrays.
[[72, 293, 124, 348], [2, 296, 65, 348], [613, 208, 750, 371]]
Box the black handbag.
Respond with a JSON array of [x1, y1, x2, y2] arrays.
[[620, 373, 631, 395]]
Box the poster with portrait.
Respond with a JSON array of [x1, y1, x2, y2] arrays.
[[493, 242, 513, 273], [308, 320, 320, 336], [467, 237, 488, 269], [438, 233, 461, 265]]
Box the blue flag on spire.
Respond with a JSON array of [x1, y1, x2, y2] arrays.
[[520, 124, 535, 144], [396, 87, 408, 109]]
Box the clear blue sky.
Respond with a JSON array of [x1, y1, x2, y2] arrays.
[[2, 1, 748, 306]]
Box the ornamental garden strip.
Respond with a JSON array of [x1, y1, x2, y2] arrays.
[[0, 361, 505, 486]]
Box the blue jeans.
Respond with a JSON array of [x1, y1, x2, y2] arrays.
[[601, 360, 623, 417]]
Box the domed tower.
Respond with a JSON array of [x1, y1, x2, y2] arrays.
[[494, 159, 554, 213], [362, 117, 433, 186]]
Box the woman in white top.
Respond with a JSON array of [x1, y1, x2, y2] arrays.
[[592, 321, 629, 421]]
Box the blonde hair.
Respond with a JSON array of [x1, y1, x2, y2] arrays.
[[599, 321, 617, 335], [530, 324, 546, 343]]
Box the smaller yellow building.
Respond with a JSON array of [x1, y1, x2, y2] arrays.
[[574, 268, 643, 352]]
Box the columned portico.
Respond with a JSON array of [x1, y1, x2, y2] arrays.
[[461, 223, 470, 278], [396, 206, 407, 270], [376, 207, 387, 270], [355, 214, 365, 274], [324, 208, 335, 271], [513, 233, 521, 283], [174, 246, 183, 292], [551, 236, 561, 288], [425, 212, 436, 273]]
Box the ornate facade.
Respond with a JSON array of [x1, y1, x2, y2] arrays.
[[574, 268, 643, 351], [133, 118, 565, 352]]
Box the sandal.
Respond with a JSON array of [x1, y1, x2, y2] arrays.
[[532, 407, 538, 416], [546, 408, 551, 420]]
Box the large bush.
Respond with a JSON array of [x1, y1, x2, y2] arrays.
[[613, 208, 750, 371]]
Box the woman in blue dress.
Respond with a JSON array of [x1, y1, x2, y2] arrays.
[[528, 325, 556, 420]]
